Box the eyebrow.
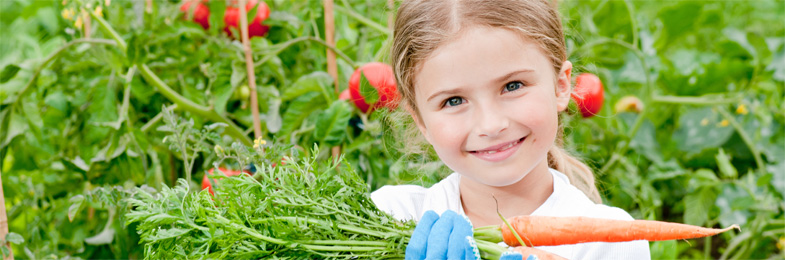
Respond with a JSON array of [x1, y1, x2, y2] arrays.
[[425, 69, 535, 102]]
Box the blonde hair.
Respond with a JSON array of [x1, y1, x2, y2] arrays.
[[390, 0, 602, 203]]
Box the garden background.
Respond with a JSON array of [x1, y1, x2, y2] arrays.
[[0, 0, 783, 259]]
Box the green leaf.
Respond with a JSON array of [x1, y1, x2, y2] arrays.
[[149, 227, 193, 242], [265, 99, 282, 133], [654, 2, 702, 49], [715, 149, 738, 179], [230, 61, 246, 89], [280, 92, 326, 136], [43, 89, 68, 113], [281, 72, 333, 102], [246, 1, 259, 26], [683, 186, 717, 226], [716, 184, 753, 227], [4, 233, 23, 245], [0, 64, 20, 83], [313, 100, 352, 146], [768, 162, 785, 197], [688, 168, 720, 190], [359, 72, 379, 106], [650, 240, 678, 260], [1, 108, 28, 149], [672, 107, 734, 152], [68, 195, 85, 222], [126, 32, 147, 65]]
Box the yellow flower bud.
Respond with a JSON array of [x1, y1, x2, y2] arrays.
[[94, 6, 103, 17], [735, 104, 748, 115], [62, 8, 73, 20], [700, 118, 709, 126], [718, 119, 729, 127], [614, 95, 644, 114], [74, 16, 83, 29]]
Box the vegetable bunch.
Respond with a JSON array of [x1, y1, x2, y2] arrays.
[[125, 146, 738, 259], [127, 148, 421, 259]]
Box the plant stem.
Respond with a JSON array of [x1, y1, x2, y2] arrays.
[[250, 216, 399, 238], [254, 36, 356, 68], [238, 0, 262, 139], [334, 4, 391, 36], [652, 95, 742, 105], [717, 107, 765, 172], [89, 10, 126, 52], [141, 104, 178, 132]]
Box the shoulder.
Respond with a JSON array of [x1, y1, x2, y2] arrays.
[[370, 184, 427, 221], [370, 173, 462, 221], [541, 169, 634, 220]]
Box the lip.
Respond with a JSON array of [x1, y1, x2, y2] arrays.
[[469, 137, 526, 162]]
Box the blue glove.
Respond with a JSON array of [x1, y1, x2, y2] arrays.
[[405, 210, 480, 260], [500, 251, 540, 260]]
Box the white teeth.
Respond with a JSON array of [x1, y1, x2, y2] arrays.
[[478, 138, 522, 154]]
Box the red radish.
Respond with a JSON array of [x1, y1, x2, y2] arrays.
[[338, 88, 351, 101], [500, 215, 739, 247], [223, 0, 271, 38], [201, 168, 246, 195], [180, 0, 210, 29], [348, 62, 399, 113], [571, 73, 604, 118], [179, 0, 270, 38]]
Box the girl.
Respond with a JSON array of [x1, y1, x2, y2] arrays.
[[371, 0, 651, 259]]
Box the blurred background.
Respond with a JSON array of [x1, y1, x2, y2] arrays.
[[0, 0, 783, 259]]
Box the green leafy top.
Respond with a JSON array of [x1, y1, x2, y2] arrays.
[[126, 145, 414, 259]]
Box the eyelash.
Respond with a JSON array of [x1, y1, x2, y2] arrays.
[[441, 81, 526, 108]]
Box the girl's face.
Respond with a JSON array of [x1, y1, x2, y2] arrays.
[[411, 26, 572, 187]]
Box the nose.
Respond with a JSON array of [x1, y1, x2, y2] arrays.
[[473, 101, 509, 138]]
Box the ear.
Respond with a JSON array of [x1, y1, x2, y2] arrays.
[[555, 60, 573, 112], [404, 104, 432, 143]]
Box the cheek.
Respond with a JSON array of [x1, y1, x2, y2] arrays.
[[422, 115, 465, 150]]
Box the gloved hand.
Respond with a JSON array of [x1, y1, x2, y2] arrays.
[[500, 251, 539, 260], [405, 210, 480, 260]]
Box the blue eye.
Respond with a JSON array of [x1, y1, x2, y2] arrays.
[[504, 81, 523, 92], [444, 97, 464, 107]]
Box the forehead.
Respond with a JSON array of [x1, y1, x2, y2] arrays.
[[413, 26, 553, 95]]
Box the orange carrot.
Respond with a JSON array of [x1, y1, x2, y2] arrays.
[[510, 246, 567, 260], [501, 215, 739, 247]]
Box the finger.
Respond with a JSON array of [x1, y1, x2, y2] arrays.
[[499, 251, 524, 260], [405, 210, 440, 260], [425, 210, 457, 259], [464, 236, 481, 260], [447, 214, 473, 259]]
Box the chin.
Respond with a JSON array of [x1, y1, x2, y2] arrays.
[[469, 171, 527, 187]]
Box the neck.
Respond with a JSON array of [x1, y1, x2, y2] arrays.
[[459, 161, 554, 227]]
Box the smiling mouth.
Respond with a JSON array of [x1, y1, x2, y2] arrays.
[[470, 137, 526, 154]]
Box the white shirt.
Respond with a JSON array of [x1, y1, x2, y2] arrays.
[[371, 169, 651, 260]]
